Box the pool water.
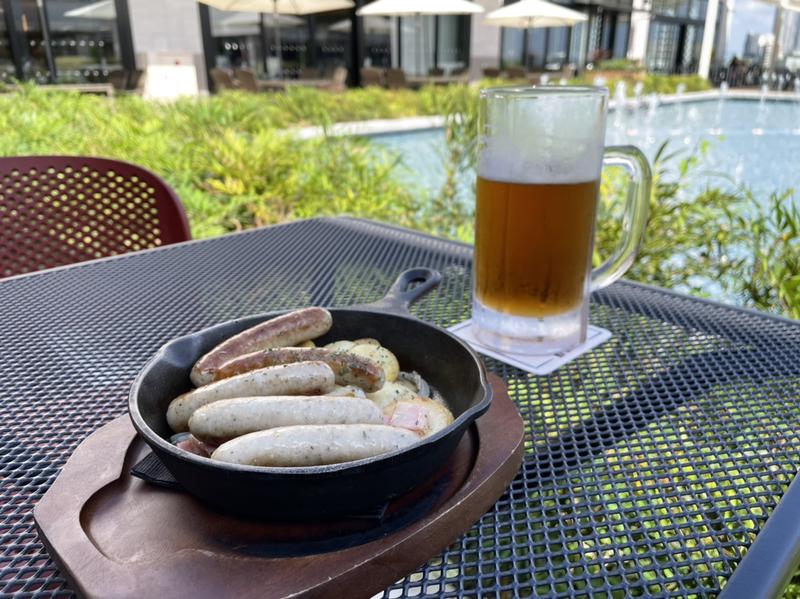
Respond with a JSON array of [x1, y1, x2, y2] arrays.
[[371, 98, 800, 200]]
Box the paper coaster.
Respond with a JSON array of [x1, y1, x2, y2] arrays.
[[448, 320, 612, 376]]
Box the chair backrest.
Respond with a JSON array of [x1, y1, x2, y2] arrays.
[[428, 67, 444, 76], [506, 66, 527, 79], [0, 156, 191, 279], [482, 67, 502, 78], [233, 68, 260, 92], [108, 70, 128, 90], [328, 66, 348, 91], [210, 68, 237, 91], [129, 69, 146, 91], [360, 67, 384, 87], [300, 67, 322, 80], [385, 68, 407, 89]]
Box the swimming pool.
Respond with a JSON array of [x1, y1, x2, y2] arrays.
[[371, 98, 800, 200]]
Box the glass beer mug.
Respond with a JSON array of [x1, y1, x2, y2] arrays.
[[473, 87, 651, 354]]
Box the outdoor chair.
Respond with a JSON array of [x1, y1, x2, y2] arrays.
[[429, 67, 444, 76], [128, 69, 145, 93], [108, 69, 146, 93], [300, 67, 322, 80], [482, 67, 502, 78], [233, 68, 261, 92], [361, 67, 384, 87], [0, 156, 191, 278], [325, 67, 349, 92], [210, 68, 238, 91], [506, 66, 527, 79], [108, 70, 128, 91], [385, 68, 408, 89]]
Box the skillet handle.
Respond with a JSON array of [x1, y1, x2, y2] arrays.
[[362, 268, 443, 316]]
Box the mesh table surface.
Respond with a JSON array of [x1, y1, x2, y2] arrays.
[[2, 217, 800, 598]]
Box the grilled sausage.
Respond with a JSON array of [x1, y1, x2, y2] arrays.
[[191, 308, 332, 386], [211, 424, 420, 467], [211, 347, 385, 392], [188, 396, 383, 444], [167, 362, 335, 432]]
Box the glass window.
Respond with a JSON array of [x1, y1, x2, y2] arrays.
[[689, 0, 707, 20], [17, 0, 50, 81], [569, 21, 587, 68], [276, 15, 311, 78], [586, 11, 604, 63], [646, 21, 679, 72], [613, 14, 630, 58], [362, 16, 391, 68], [545, 27, 569, 67], [680, 23, 702, 71], [400, 14, 434, 75], [209, 9, 271, 76], [501, 27, 524, 67], [44, 0, 123, 83], [527, 28, 546, 68], [437, 15, 467, 73], [651, 0, 676, 17], [208, 7, 351, 80], [309, 11, 349, 78], [0, 5, 15, 82]]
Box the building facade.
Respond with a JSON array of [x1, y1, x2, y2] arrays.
[[0, 0, 727, 92], [0, 0, 134, 84]]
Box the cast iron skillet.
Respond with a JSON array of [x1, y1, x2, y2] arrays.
[[129, 268, 492, 520]]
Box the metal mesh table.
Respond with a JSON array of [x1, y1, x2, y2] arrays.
[[2, 217, 800, 598]]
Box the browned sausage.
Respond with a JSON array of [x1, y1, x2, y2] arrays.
[[211, 347, 386, 393], [191, 308, 332, 386]]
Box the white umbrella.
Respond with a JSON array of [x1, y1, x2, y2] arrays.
[[484, 0, 586, 70], [358, 0, 484, 16], [64, 0, 116, 20], [357, 0, 483, 74], [484, 0, 586, 28], [200, 0, 355, 75]]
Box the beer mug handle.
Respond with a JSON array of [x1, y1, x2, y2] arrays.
[[590, 145, 652, 291]]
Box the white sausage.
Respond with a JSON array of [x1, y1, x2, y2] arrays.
[[167, 362, 335, 432], [188, 396, 383, 444], [211, 424, 420, 467]]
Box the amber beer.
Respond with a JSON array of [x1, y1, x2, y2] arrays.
[[474, 177, 599, 318], [474, 86, 651, 354]]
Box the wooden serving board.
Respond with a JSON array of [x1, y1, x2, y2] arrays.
[[34, 375, 524, 599]]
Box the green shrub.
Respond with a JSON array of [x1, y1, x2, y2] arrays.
[[0, 80, 795, 319], [595, 58, 643, 72]]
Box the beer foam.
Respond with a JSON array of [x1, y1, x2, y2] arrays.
[[478, 94, 607, 184]]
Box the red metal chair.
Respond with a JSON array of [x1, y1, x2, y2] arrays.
[[0, 156, 191, 278]]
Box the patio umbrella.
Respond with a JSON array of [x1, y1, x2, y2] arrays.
[[484, 0, 586, 70], [200, 0, 355, 76], [484, 0, 587, 28], [357, 0, 483, 74]]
